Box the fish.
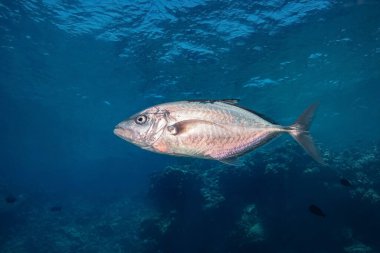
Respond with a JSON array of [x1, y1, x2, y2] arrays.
[[340, 178, 352, 187], [114, 99, 324, 165], [50, 206, 62, 212], [308, 204, 326, 217], [4, 194, 17, 204]]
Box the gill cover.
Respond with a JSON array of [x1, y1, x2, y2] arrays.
[[142, 108, 169, 147]]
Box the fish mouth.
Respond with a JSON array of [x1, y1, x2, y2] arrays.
[[113, 126, 124, 137], [114, 126, 149, 148], [113, 126, 133, 141]]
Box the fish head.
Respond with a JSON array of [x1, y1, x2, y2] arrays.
[[114, 106, 169, 149]]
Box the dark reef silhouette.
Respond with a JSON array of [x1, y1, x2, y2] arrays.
[[136, 142, 380, 253], [1, 143, 379, 253]]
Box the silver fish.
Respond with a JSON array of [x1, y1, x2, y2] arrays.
[[114, 99, 324, 165]]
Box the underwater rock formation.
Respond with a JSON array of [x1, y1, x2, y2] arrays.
[[232, 203, 265, 243], [1, 143, 380, 253], [147, 165, 203, 212], [344, 242, 373, 253], [138, 142, 380, 253]]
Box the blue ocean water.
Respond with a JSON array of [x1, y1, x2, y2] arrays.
[[1, 0, 380, 252]]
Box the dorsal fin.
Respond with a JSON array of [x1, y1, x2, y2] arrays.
[[185, 99, 276, 124], [232, 105, 278, 124], [186, 99, 240, 105], [219, 99, 240, 105]]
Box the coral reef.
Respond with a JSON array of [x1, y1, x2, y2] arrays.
[[138, 142, 380, 253], [345, 242, 373, 253], [1, 142, 380, 252], [0, 198, 151, 253], [232, 203, 265, 244]]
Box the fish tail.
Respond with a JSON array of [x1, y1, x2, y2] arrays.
[[287, 103, 325, 165]]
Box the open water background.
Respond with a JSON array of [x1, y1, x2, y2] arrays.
[[1, 1, 380, 252]]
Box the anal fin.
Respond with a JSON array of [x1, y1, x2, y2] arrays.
[[219, 157, 245, 167]]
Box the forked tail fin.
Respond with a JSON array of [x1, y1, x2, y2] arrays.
[[288, 103, 325, 165]]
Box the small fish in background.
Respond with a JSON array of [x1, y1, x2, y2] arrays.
[[309, 204, 326, 217], [50, 206, 62, 212], [4, 194, 17, 204], [340, 178, 352, 187], [114, 100, 325, 166]]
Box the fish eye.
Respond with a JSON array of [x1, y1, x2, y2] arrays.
[[135, 114, 147, 125]]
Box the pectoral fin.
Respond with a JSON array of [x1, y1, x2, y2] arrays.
[[167, 120, 225, 135]]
